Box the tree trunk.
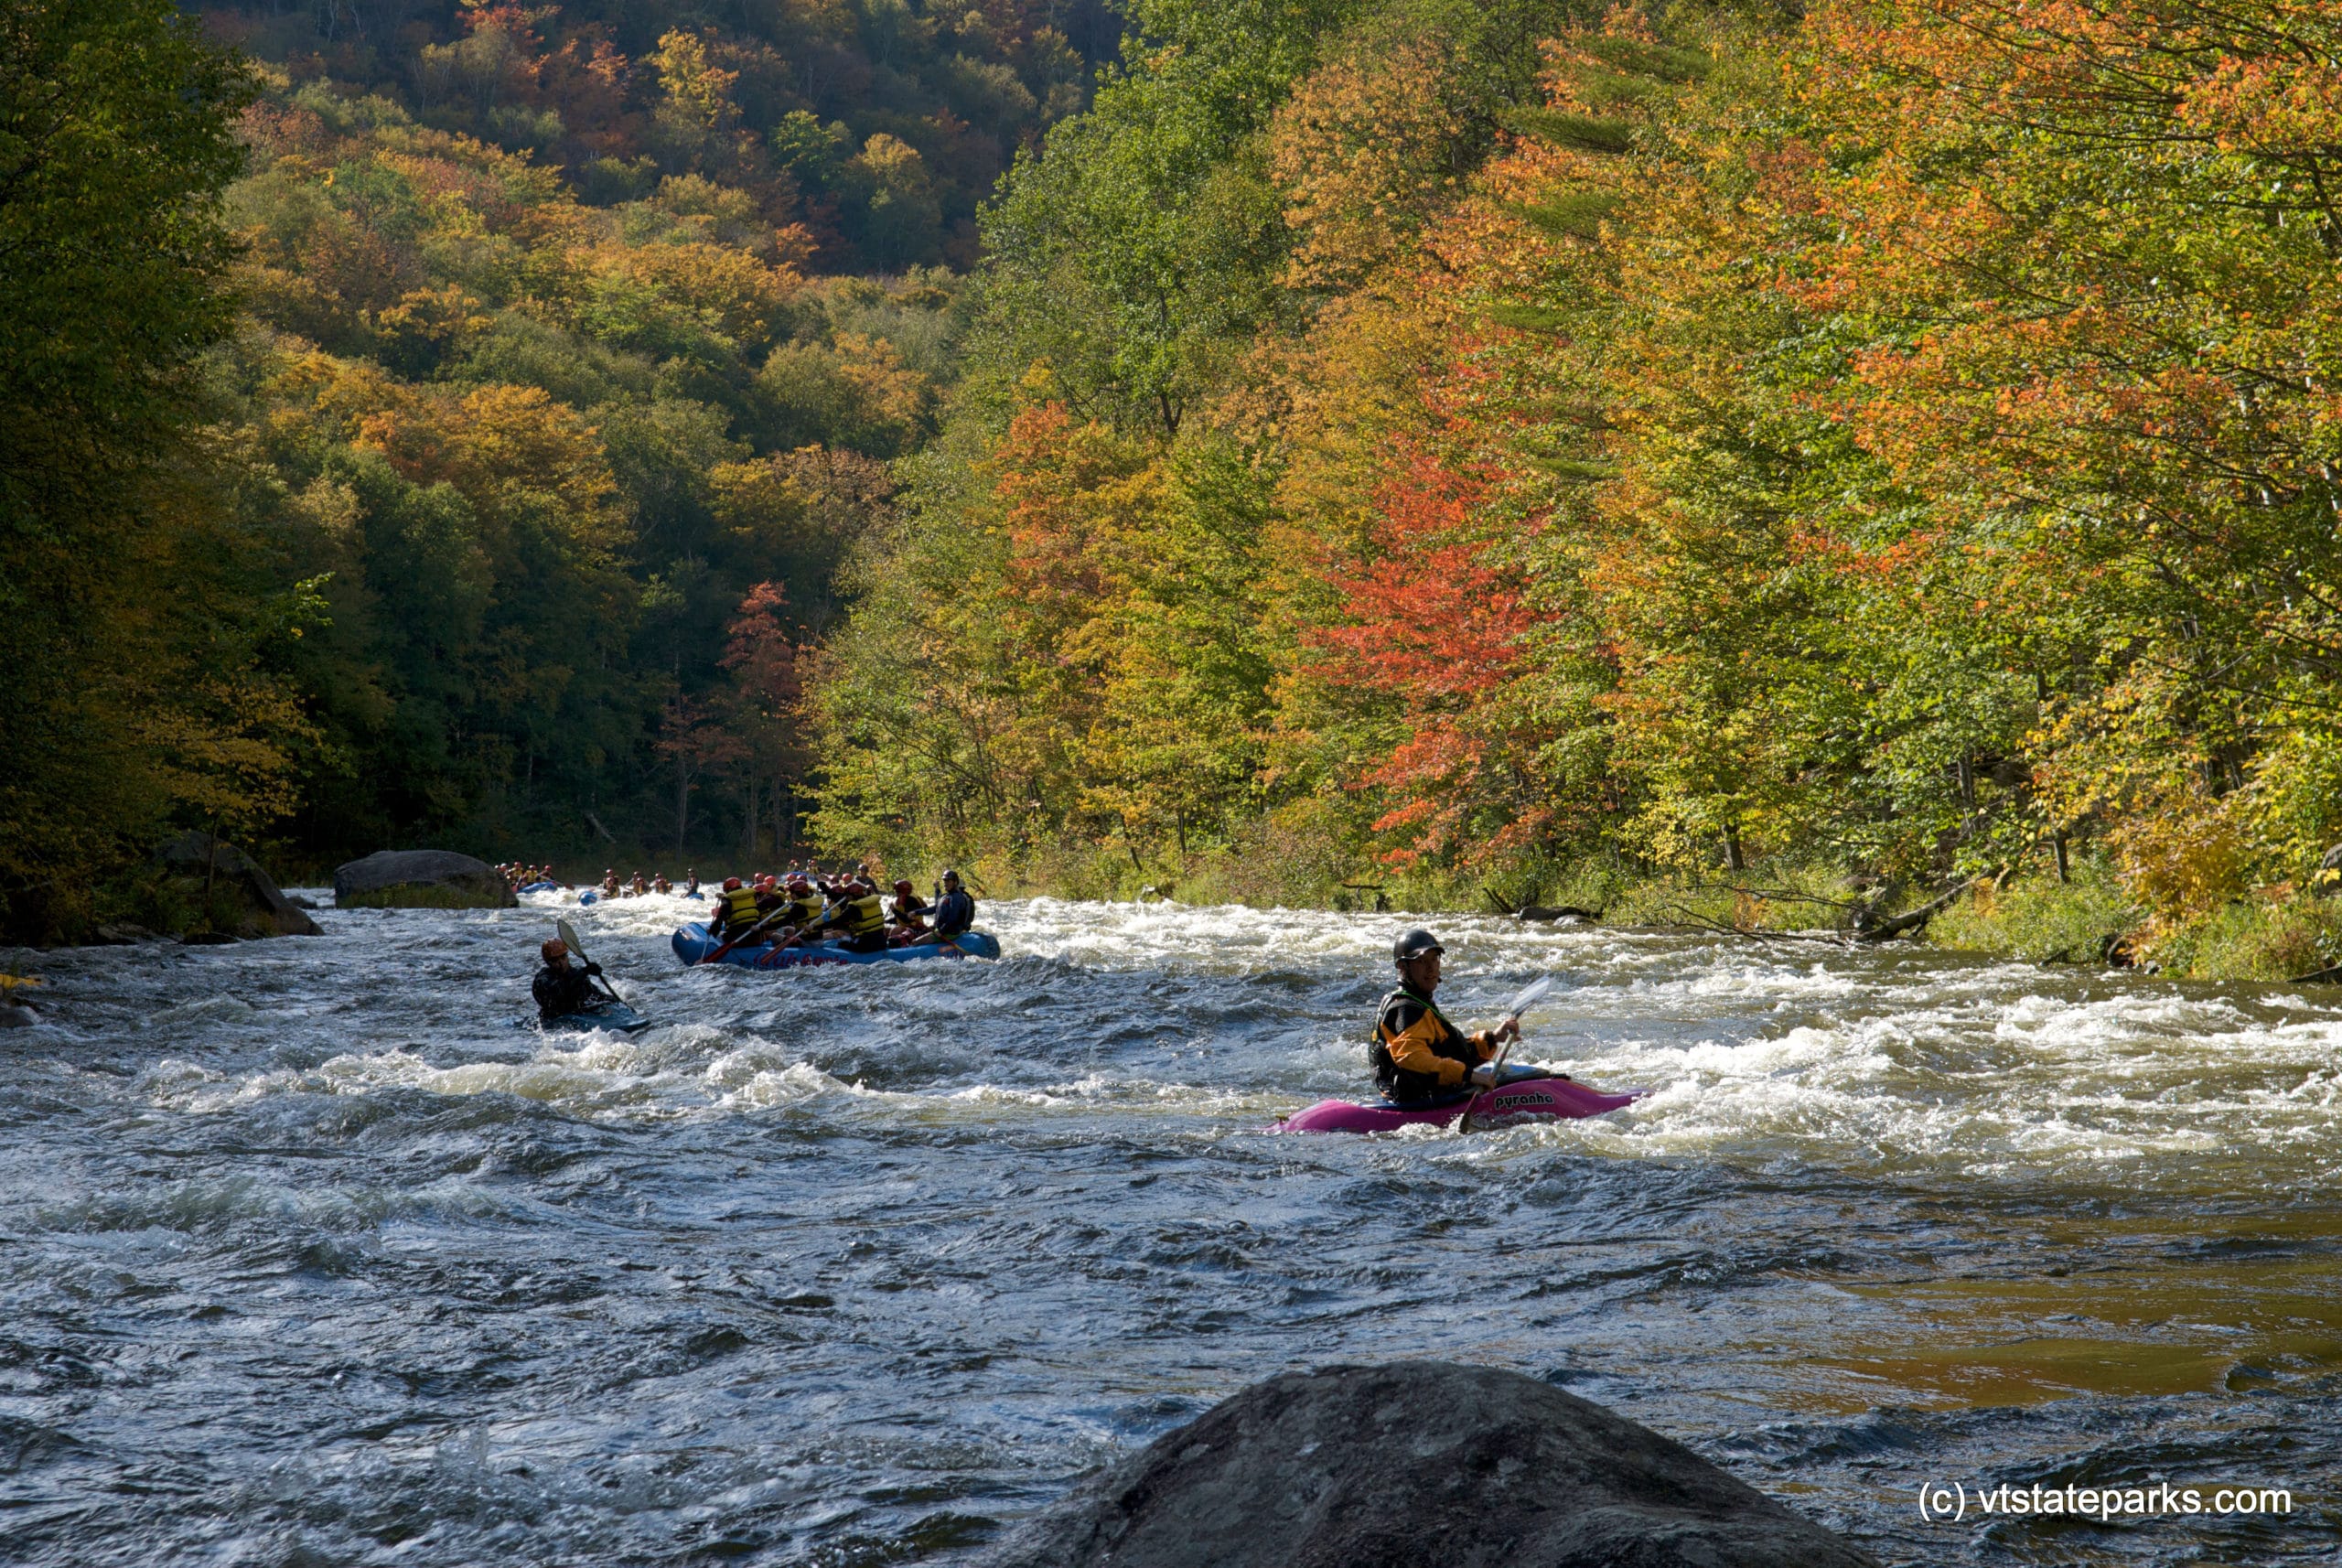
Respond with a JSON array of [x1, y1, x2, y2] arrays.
[[2052, 828, 2070, 884], [1857, 878, 1979, 943], [742, 773, 759, 861], [1722, 824, 1746, 872], [675, 755, 691, 856]]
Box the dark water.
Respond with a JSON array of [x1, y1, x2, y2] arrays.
[[5, 892, 2340, 1565]]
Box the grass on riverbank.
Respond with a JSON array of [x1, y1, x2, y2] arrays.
[[928, 833, 2342, 986], [1924, 861, 2342, 981]]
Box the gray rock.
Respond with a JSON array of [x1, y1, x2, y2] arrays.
[[152, 832, 321, 940], [2317, 843, 2342, 896], [333, 849, 514, 909], [0, 1003, 37, 1028], [92, 923, 163, 946], [986, 1361, 1877, 1568]]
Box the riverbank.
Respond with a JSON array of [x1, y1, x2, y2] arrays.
[[927, 843, 2342, 985]]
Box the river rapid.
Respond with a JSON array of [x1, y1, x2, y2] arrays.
[[5, 892, 2340, 1565]]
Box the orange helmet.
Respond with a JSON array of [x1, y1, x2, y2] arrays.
[[540, 938, 566, 962], [723, 876, 742, 891]]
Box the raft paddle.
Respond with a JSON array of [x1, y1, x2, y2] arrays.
[[699, 905, 792, 965], [1457, 976, 1554, 1134], [556, 918, 627, 1005]]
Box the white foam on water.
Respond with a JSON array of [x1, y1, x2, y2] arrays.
[[96, 896, 2342, 1195], [42, 1171, 511, 1236]]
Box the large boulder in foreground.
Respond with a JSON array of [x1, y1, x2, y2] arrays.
[[986, 1362, 1877, 1568], [333, 850, 514, 909], [152, 832, 321, 940]]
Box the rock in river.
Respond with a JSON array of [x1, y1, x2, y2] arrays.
[[152, 832, 321, 940], [333, 850, 515, 909], [985, 1361, 1878, 1568]]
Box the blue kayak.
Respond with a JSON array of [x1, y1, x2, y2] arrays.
[[671, 921, 1000, 969], [577, 890, 597, 905], [517, 880, 559, 894], [533, 1003, 651, 1034]]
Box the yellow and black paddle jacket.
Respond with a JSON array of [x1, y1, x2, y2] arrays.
[[713, 885, 763, 934], [1369, 986, 1496, 1104], [827, 892, 886, 940]]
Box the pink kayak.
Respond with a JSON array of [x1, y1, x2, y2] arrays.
[[1279, 1077, 1638, 1133]]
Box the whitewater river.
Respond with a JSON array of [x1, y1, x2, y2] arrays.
[[5, 893, 2340, 1564]]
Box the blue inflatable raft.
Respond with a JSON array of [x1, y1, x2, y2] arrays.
[[671, 921, 1000, 969], [517, 880, 559, 894]]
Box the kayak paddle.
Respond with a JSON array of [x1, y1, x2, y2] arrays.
[[556, 917, 627, 1005], [1504, 974, 1555, 1021], [1459, 976, 1555, 1134]]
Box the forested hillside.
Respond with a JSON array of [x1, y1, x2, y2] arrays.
[[816, 0, 2342, 971], [2, 0, 1110, 940], [9, 0, 2342, 970]]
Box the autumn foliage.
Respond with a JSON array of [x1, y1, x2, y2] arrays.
[[813, 0, 2342, 917]]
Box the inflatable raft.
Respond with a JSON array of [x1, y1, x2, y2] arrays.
[[1281, 1073, 1636, 1133], [671, 920, 1000, 969], [517, 880, 560, 894]]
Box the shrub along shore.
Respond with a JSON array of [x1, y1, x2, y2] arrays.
[[937, 846, 2342, 986]]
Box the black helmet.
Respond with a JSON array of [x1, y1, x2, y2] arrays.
[[1393, 928, 1445, 961]]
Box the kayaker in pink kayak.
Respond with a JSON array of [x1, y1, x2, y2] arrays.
[[1371, 929, 1544, 1105]]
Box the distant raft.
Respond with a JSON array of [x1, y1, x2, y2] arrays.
[[516, 880, 560, 894], [671, 920, 1000, 969]]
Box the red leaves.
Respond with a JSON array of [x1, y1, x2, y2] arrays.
[[721, 580, 803, 716], [1314, 451, 1534, 701], [1306, 446, 1544, 865]]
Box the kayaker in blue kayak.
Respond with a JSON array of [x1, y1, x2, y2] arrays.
[[913, 870, 975, 945], [1370, 929, 1521, 1106], [532, 938, 607, 1024]]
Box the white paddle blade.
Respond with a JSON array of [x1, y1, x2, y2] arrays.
[[557, 918, 586, 959], [1506, 975, 1555, 1018]]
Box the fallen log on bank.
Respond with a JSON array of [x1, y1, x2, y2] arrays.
[[1482, 888, 1601, 923], [1853, 878, 1980, 943]]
